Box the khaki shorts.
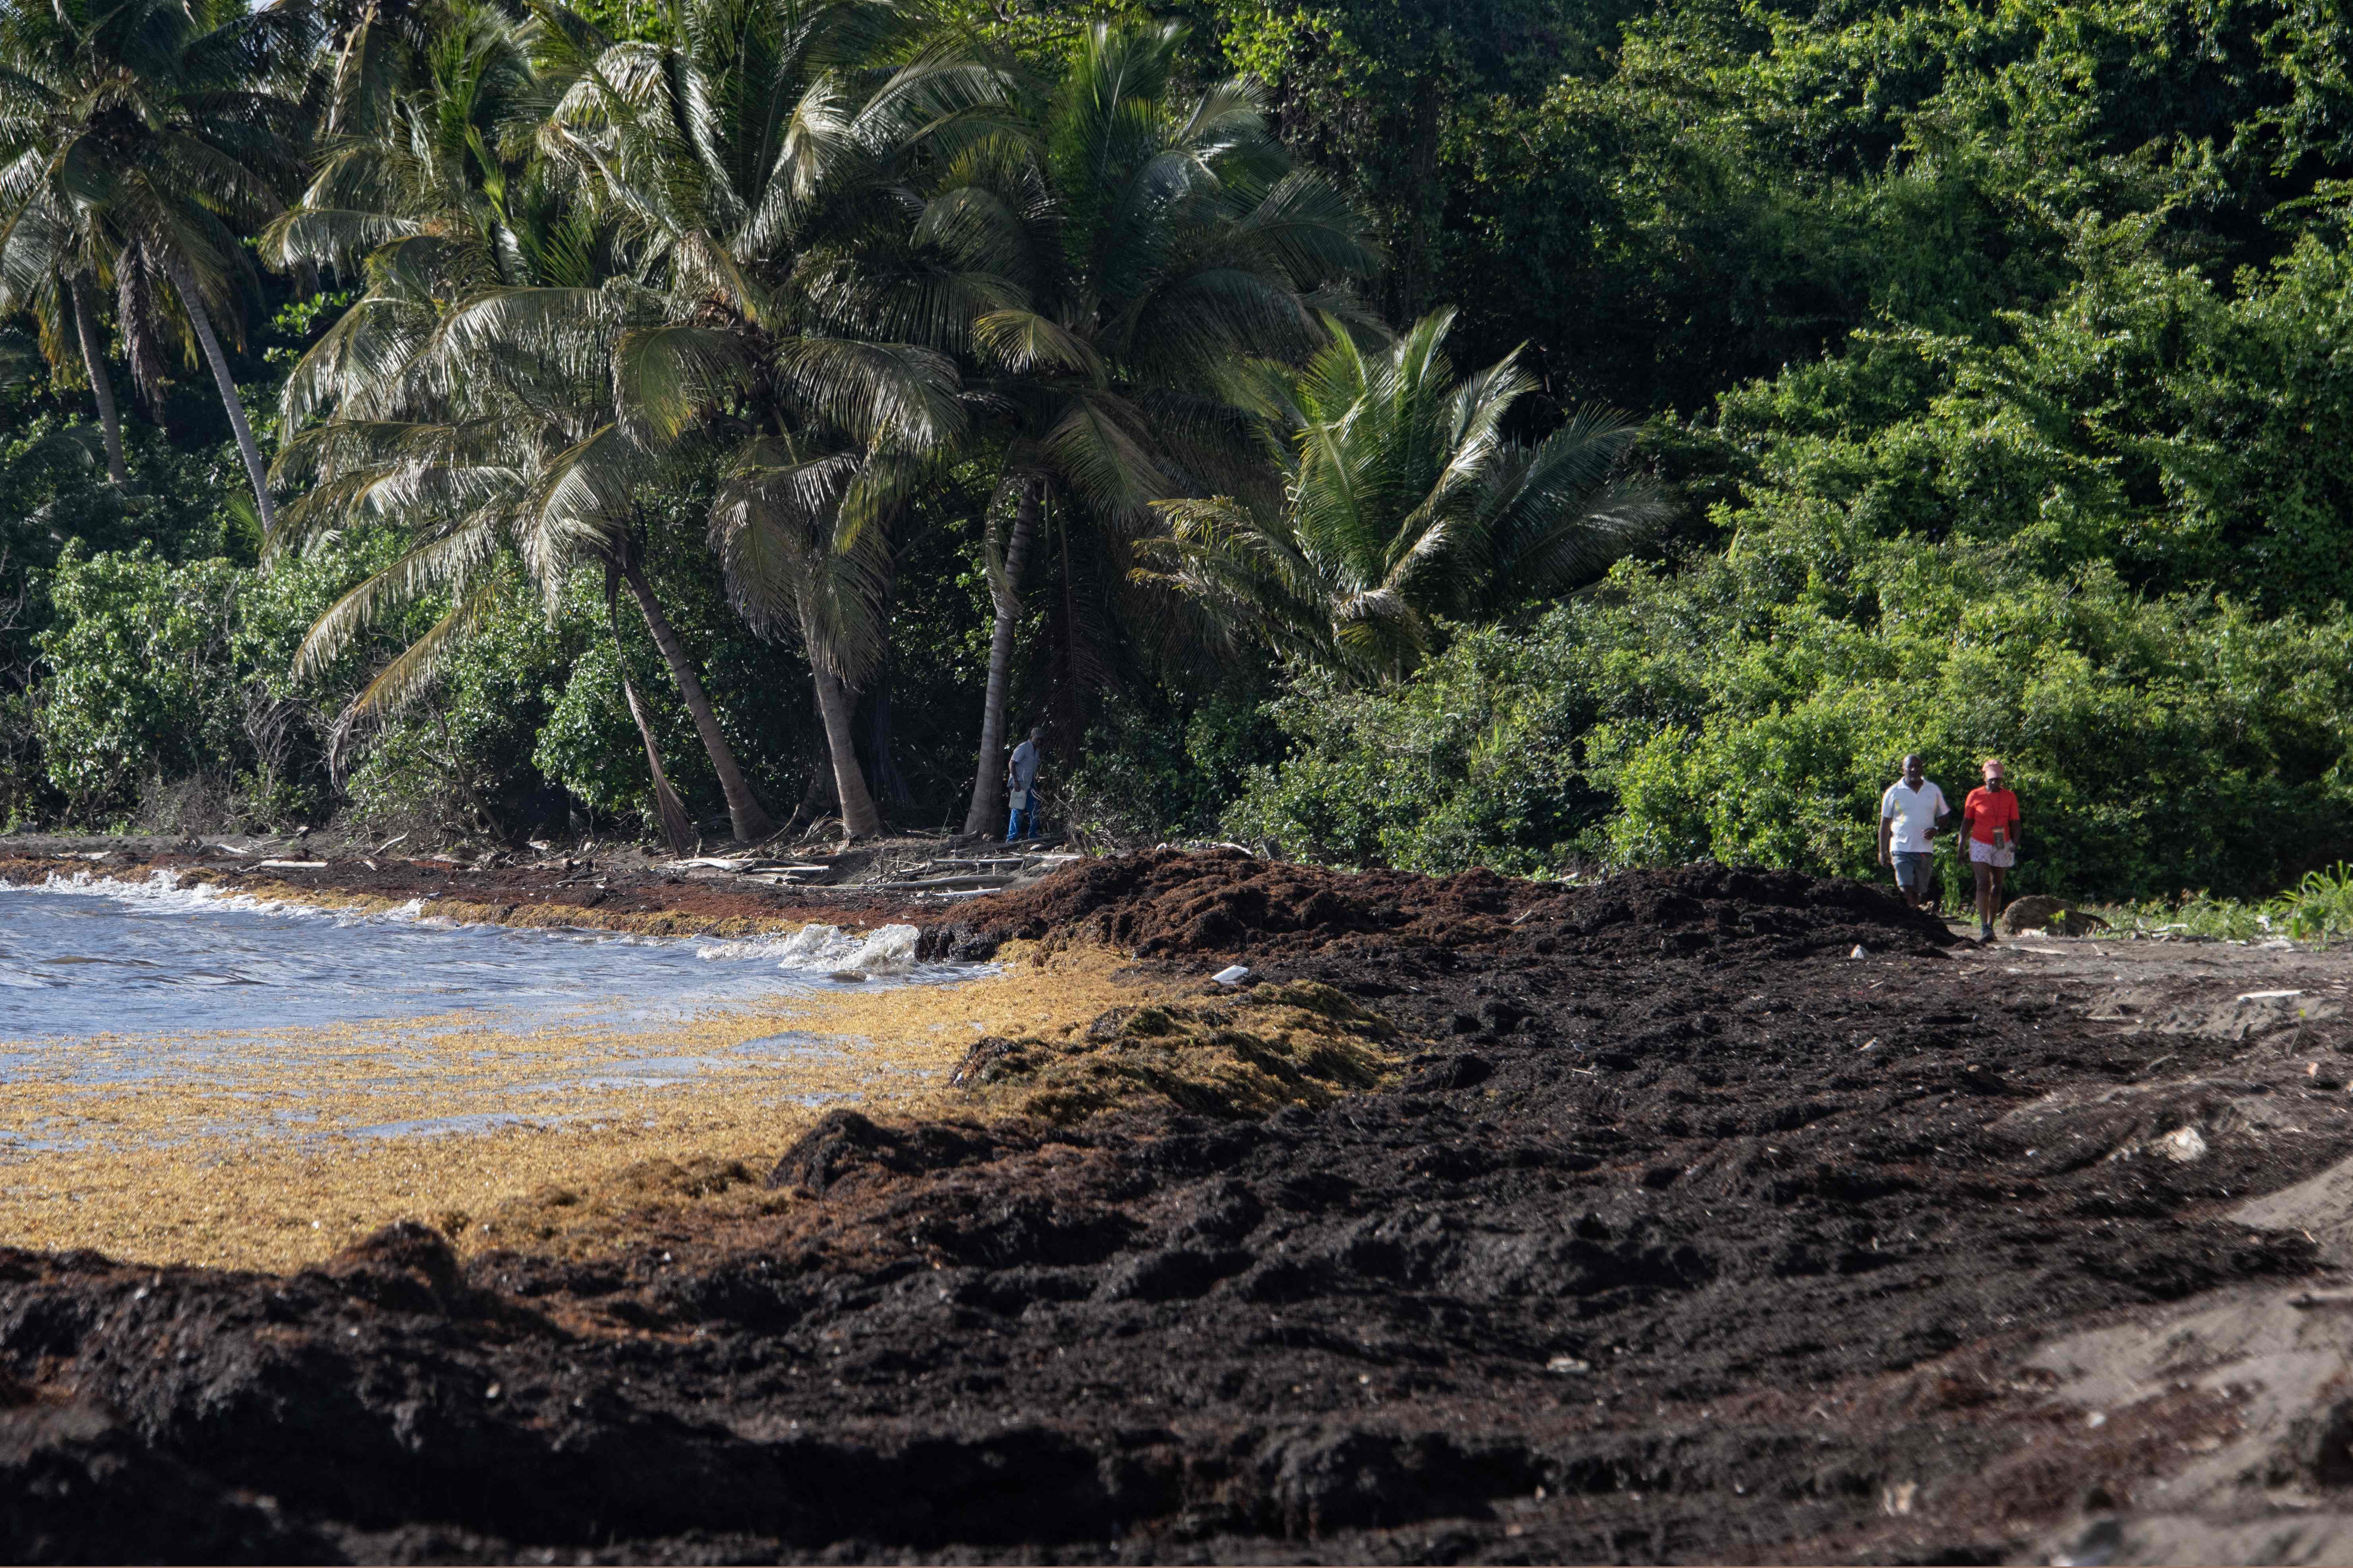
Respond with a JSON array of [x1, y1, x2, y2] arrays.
[[1968, 840, 2016, 869]]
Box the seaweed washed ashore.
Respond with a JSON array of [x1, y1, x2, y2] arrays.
[[0, 868, 1160, 1271], [6, 849, 2353, 1562]]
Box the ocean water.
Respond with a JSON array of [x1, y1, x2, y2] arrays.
[[0, 871, 968, 1045]]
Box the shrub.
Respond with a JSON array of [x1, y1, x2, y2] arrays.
[[1229, 552, 2353, 899], [31, 535, 441, 829], [1064, 689, 1284, 844]]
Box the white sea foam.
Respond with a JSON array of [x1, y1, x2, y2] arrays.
[[0, 867, 426, 927], [764, 921, 923, 973], [692, 936, 790, 961], [694, 922, 924, 973]]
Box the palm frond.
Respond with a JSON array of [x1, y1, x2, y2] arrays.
[[613, 319, 746, 442], [294, 524, 499, 680], [1038, 388, 1166, 520], [972, 306, 1099, 378], [770, 334, 963, 450], [342, 576, 506, 720]]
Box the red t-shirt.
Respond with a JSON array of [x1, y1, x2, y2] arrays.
[[1964, 786, 2020, 845]]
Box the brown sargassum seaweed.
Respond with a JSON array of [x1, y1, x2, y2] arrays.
[[946, 979, 1402, 1123]]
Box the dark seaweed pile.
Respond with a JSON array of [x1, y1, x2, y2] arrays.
[[925, 850, 1953, 963], [0, 858, 2336, 1564]]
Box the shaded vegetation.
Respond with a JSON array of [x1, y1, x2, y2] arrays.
[[5, 0, 2353, 903]]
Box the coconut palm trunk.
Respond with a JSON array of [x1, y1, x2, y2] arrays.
[[159, 252, 275, 533], [604, 568, 697, 854], [960, 475, 1041, 835], [68, 275, 129, 487], [810, 666, 883, 839], [616, 550, 777, 843]]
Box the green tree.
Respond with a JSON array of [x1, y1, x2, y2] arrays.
[[937, 18, 1377, 834], [0, 195, 132, 487], [268, 15, 771, 850], [1149, 308, 1668, 683], [540, 0, 1003, 838], [0, 0, 311, 530]]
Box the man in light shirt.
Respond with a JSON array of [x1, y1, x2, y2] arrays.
[[1876, 753, 1950, 910], [1005, 726, 1043, 842]]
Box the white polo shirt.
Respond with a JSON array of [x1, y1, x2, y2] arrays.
[[1879, 779, 1949, 854]]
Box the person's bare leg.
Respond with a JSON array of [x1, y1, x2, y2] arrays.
[[1974, 861, 1995, 933], [1989, 865, 2007, 927]]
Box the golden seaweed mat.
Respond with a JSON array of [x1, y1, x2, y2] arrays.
[[0, 944, 1148, 1274]]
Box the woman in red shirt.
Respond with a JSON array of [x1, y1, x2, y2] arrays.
[[1961, 757, 2022, 942]]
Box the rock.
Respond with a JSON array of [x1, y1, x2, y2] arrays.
[[1999, 895, 2108, 937]]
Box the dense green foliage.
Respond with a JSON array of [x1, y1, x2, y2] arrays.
[[6, 0, 2353, 905]]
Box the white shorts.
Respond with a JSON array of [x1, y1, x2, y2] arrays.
[[1968, 840, 2015, 869]]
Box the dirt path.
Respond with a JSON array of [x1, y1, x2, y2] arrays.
[[4, 851, 2351, 1561]]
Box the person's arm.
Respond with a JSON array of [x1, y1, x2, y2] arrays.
[[1878, 813, 1892, 866], [2007, 798, 2022, 851], [1930, 787, 1949, 840]]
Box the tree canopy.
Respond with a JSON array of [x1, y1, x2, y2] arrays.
[[6, 0, 2353, 904]]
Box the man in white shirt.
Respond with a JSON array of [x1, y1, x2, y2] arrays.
[[1876, 754, 1950, 910], [1006, 727, 1043, 842]]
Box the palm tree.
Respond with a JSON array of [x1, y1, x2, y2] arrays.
[[0, 0, 312, 531], [0, 195, 131, 486], [1146, 309, 1675, 684], [269, 7, 780, 850], [264, 0, 547, 288], [277, 279, 763, 854], [538, 0, 999, 838], [934, 20, 1378, 836]]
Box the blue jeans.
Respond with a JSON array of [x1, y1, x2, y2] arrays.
[[1006, 801, 1033, 842]]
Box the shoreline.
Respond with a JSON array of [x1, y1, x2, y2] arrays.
[[0, 842, 939, 941], [7, 849, 2353, 1562], [0, 938, 1164, 1273]]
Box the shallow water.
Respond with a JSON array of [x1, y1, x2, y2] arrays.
[[0, 875, 1108, 1271], [0, 873, 963, 1045], [0, 875, 980, 1157]]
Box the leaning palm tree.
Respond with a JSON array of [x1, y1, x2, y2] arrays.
[[0, 0, 312, 531], [276, 278, 767, 854], [269, 14, 781, 849], [933, 20, 1379, 836], [537, 0, 997, 838], [1145, 309, 1676, 685]]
